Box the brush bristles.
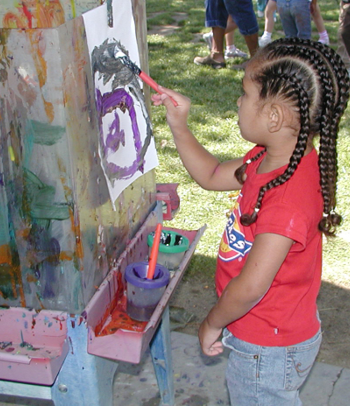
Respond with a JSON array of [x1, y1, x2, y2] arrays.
[[116, 52, 141, 75]]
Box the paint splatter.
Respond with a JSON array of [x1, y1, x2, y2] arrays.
[[0, 341, 12, 350]]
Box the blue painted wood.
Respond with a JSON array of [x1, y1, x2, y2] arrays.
[[0, 315, 119, 406], [150, 306, 175, 405], [50, 316, 118, 406], [0, 380, 52, 401]]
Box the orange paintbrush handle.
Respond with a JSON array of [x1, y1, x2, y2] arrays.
[[139, 71, 178, 107], [147, 223, 162, 280]]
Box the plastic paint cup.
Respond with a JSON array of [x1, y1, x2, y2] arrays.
[[147, 230, 190, 270], [124, 261, 170, 321]]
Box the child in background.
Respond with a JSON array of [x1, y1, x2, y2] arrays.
[[152, 38, 349, 405], [259, 0, 329, 46]]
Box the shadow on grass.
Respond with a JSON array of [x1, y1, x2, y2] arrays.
[[183, 253, 217, 281]]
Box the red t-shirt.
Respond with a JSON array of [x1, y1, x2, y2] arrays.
[[216, 146, 323, 346]]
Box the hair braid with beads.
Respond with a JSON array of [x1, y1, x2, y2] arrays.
[[235, 38, 349, 236]]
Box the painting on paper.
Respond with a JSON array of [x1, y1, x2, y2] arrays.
[[83, 0, 158, 209]]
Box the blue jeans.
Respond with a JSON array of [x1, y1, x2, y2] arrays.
[[205, 0, 259, 36], [276, 0, 311, 39], [222, 328, 322, 406]]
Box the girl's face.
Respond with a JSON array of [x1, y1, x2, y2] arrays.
[[237, 70, 269, 145]]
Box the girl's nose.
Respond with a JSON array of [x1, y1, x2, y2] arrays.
[[237, 96, 241, 107]]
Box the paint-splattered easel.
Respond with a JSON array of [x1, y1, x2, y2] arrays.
[[0, 0, 204, 404]]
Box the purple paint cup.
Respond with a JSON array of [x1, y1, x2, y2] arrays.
[[124, 262, 170, 322]]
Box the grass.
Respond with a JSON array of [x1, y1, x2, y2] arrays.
[[146, 0, 350, 287]]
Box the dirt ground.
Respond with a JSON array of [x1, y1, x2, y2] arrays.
[[169, 273, 350, 369], [149, 13, 350, 371]]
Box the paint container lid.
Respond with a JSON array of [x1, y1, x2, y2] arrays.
[[147, 230, 189, 254], [125, 262, 170, 288]]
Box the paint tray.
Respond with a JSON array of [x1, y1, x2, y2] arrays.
[[83, 207, 206, 364], [0, 308, 69, 385]]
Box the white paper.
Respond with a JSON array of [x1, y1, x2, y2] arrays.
[[82, 0, 158, 209]]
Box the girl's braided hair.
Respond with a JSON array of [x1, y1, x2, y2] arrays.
[[234, 38, 350, 236]]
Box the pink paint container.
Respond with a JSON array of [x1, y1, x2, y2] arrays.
[[125, 262, 170, 322]]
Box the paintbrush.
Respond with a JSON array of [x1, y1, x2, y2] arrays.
[[115, 50, 178, 106], [147, 223, 162, 280]]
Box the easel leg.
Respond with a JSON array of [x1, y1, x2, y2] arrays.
[[51, 316, 118, 406], [150, 306, 174, 405]]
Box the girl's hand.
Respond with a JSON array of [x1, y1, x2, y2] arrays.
[[151, 86, 190, 134], [198, 317, 224, 356]]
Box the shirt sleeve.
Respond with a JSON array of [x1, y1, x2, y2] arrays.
[[254, 202, 309, 251]]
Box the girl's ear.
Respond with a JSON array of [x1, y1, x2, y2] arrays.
[[267, 103, 284, 133]]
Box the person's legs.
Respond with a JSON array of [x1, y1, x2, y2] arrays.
[[225, 16, 249, 58], [224, 0, 259, 57], [212, 26, 226, 58], [195, 0, 228, 67], [225, 14, 237, 45], [259, 0, 277, 46], [276, 0, 298, 38], [291, 0, 312, 39], [205, 0, 229, 28], [202, 15, 248, 59], [243, 33, 259, 57], [222, 329, 322, 406], [311, 2, 329, 44], [265, 0, 277, 33]]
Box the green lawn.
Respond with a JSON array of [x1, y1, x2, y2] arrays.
[[146, 0, 350, 287]]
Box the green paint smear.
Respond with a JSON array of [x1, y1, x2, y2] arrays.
[[30, 120, 65, 146], [24, 169, 70, 221]]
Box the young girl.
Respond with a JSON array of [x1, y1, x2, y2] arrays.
[[151, 38, 349, 405]]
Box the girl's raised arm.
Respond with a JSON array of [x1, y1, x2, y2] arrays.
[[152, 87, 244, 192]]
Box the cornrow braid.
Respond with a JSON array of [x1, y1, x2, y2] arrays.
[[312, 41, 350, 235], [239, 38, 349, 236]]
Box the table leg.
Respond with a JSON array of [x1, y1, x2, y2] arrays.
[[149, 306, 174, 405]]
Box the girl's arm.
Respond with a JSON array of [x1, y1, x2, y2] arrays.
[[198, 232, 294, 356], [152, 87, 244, 191]]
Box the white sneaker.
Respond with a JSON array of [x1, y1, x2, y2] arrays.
[[203, 32, 213, 51], [318, 37, 330, 45], [258, 36, 272, 47], [225, 48, 248, 59]]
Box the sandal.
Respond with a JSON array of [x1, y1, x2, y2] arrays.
[[194, 55, 226, 69]]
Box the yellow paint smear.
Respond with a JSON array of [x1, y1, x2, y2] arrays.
[[8, 146, 15, 161]]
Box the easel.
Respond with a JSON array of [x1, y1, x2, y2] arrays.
[[0, 201, 204, 405]]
